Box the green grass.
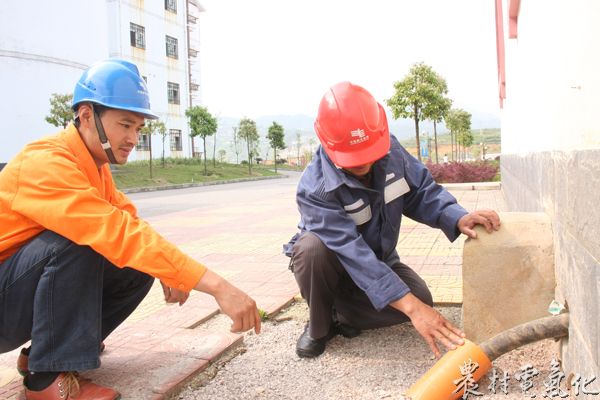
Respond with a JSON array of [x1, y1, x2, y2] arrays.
[[111, 158, 279, 189]]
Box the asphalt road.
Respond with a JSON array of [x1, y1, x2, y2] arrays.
[[128, 170, 302, 218]]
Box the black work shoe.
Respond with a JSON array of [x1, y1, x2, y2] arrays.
[[334, 322, 361, 338], [296, 325, 336, 358]]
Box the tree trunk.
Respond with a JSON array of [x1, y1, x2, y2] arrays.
[[246, 139, 252, 175], [232, 127, 239, 164], [148, 134, 153, 179], [273, 147, 278, 173], [202, 137, 207, 175], [433, 121, 439, 164], [213, 131, 217, 168], [414, 106, 421, 162], [451, 131, 455, 161], [162, 136, 165, 168]]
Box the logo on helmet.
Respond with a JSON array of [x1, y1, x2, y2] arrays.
[[349, 129, 369, 145]]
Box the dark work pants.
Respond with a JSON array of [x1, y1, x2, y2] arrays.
[[0, 231, 154, 372], [291, 232, 433, 339]]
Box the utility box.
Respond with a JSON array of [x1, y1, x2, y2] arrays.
[[462, 212, 556, 343]]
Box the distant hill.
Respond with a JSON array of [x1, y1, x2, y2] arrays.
[[209, 111, 500, 162], [218, 110, 499, 140]]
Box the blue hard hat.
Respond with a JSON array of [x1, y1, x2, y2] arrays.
[[73, 59, 158, 119]]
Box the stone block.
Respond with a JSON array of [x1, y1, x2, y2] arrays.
[[462, 212, 556, 344]]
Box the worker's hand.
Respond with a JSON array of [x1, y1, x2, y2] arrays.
[[391, 293, 465, 358], [457, 209, 501, 239], [160, 280, 189, 306], [193, 269, 261, 334]]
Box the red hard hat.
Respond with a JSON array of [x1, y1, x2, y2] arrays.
[[314, 81, 390, 168]]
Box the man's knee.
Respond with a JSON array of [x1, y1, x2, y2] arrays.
[[292, 232, 330, 268], [103, 264, 154, 297], [133, 269, 154, 296], [392, 263, 433, 308]]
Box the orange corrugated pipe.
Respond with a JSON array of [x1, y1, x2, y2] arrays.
[[405, 313, 569, 400]]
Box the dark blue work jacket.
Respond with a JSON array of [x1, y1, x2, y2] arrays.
[[284, 135, 468, 311]]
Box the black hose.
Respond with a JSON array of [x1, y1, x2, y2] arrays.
[[480, 313, 569, 361]]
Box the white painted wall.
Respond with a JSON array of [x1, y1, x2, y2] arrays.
[[109, 0, 194, 160], [500, 0, 600, 378], [501, 0, 600, 155], [0, 1, 107, 162], [0, 0, 201, 162]]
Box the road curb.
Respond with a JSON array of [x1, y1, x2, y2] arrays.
[[442, 181, 501, 191], [121, 174, 287, 194]]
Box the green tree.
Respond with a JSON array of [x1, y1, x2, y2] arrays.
[[386, 62, 448, 162], [157, 123, 169, 168], [186, 106, 218, 175], [266, 121, 285, 172], [445, 108, 472, 161], [238, 117, 259, 175], [422, 73, 452, 163], [45, 93, 73, 128], [217, 149, 227, 163], [457, 127, 474, 161], [139, 120, 166, 179]]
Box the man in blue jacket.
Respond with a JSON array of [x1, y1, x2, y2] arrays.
[[285, 82, 500, 358]]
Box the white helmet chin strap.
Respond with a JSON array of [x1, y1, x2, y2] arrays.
[[91, 104, 118, 164]]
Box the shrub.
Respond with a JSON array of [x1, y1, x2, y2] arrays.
[[425, 161, 499, 183]]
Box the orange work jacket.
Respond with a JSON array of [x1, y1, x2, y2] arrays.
[[0, 124, 206, 292]]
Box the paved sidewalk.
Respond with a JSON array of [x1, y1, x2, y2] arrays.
[[0, 179, 507, 400]]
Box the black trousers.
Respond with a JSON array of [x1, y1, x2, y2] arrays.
[[0, 230, 154, 372], [291, 232, 433, 339]]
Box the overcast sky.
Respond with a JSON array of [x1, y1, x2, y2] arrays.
[[197, 0, 500, 120]]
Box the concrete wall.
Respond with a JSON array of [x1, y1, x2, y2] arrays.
[[499, 0, 600, 379], [501, 151, 600, 379]]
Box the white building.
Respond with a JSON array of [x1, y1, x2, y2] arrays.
[[0, 0, 204, 163], [496, 0, 600, 379]]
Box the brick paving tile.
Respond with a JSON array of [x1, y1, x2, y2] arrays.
[[0, 186, 506, 399]]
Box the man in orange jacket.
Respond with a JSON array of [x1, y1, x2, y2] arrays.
[[0, 59, 261, 400]]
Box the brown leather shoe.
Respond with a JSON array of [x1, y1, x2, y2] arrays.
[[17, 343, 106, 376], [17, 347, 29, 377], [22, 372, 120, 400]]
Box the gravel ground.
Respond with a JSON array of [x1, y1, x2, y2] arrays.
[[174, 301, 562, 400]]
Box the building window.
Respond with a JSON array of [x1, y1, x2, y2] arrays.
[[167, 82, 180, 104], [165, 0, 177, 13], [170, 129, 182, 151], [166, 36, 178, 59], [130, 23, 145, 49], [136, 133, 150, 151]]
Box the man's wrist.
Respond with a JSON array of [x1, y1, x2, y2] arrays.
[[390, 292, 421, 317], [193, 269, 226, 296]]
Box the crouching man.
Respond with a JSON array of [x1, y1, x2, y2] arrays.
[[0, 59, 261, 399], [285, 82, 499, 358]]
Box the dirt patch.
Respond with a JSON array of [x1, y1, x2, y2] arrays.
[[175, 301, 561, 399]]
